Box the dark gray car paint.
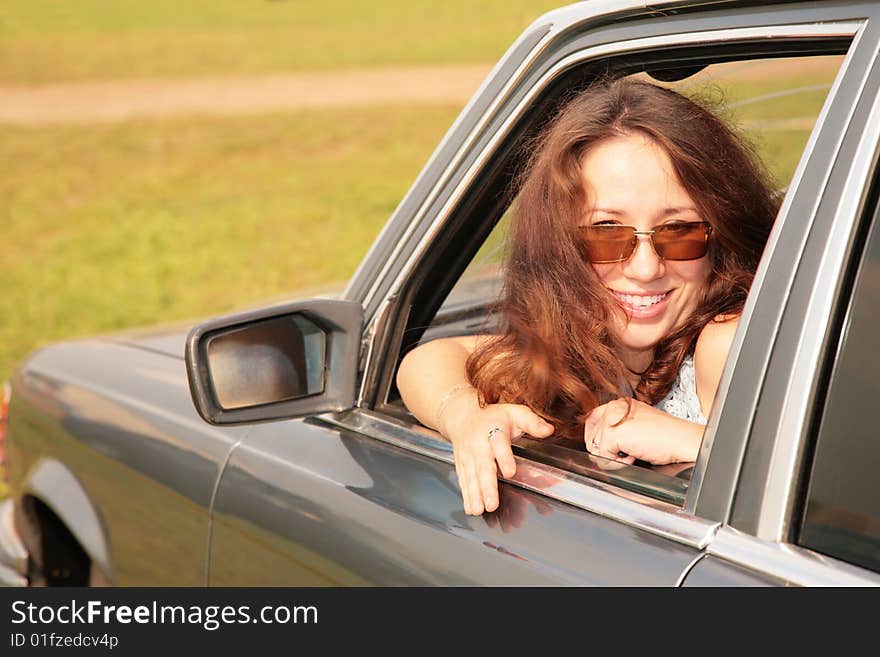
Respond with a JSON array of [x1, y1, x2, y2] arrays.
[[682, 555, 790, 587], [11, 339, 248, 585], [209, 419, 700, 585]]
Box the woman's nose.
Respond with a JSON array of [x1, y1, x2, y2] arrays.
[[621, 234, 664, 281]]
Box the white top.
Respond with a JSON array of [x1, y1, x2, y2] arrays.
[[654, 354, 707, 425]]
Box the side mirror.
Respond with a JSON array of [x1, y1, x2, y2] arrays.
[[185, 299, 363, 425]]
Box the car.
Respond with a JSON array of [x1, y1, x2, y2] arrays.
[[2, 0, 879, 587]]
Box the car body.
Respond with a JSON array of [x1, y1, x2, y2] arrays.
[[2, 0, 880, 586]]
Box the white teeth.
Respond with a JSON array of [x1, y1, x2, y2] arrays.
[[613, 291, 668, 308]]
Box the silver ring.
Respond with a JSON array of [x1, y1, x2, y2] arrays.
[[487, 426, 503, 441]]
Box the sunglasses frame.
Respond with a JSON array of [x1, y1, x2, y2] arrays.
[[581, 221, 713, 264]]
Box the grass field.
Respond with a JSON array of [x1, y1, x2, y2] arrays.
[[0, 104, 462, 384], [0, 0, 562, 83]]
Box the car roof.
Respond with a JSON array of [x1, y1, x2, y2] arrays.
[[531, 0, 820, 34]]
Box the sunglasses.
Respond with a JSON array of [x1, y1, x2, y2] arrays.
[[581, 221, 712, 264]]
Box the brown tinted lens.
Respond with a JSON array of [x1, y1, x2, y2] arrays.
[[652, 222, 710, 260], [582, 225, 636, 263]]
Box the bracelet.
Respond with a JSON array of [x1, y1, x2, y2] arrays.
[[434, 383, 475, 430]]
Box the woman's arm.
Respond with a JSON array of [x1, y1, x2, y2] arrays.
[[694, 314, 740, 417], [584, 314, 741, 465], [396, 335, 484, 434], [396, 336, 554, 515]]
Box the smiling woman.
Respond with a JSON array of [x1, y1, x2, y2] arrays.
[[395, 77, 778, 516]]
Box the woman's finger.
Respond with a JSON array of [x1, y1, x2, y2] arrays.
[[510, 406, 555, 439], [586, 426, 600, 454], [453, 452, 471, 515], [463, 454, 486, 515], [477, 453, 500, 512], [606, 398, 632, 426], [586, 419, 603, 455], [597, 430, 622, 461], [488, 426, 516, 479], [585, 405, 606, 454], [583, 403, 605, 440]]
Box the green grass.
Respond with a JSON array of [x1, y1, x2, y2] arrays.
[[0, 0, 562, 83], [0, 105, 460, 385]]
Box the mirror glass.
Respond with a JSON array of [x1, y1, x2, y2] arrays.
[[206, 314, 326, 410]]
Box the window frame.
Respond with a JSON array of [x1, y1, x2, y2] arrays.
[[726, 28, 880, 542], [331, 4, 874, 555], [709, 37, 880, 586]]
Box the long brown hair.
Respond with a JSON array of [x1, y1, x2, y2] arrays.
[[466, 77, 779, 439]]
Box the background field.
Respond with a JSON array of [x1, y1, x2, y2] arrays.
[[0, 0, 561, 83], [1, 106, 459, 384]]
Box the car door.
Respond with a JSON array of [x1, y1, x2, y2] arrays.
[[207, 1, 875, 585], [684, 40, 880, 586]]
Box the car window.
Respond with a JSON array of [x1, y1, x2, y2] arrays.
[[798, 175, 880, 574], [389, 46, 849, 508], [433, 55, 843, 322]]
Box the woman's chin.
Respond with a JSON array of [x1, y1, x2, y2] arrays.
[[619, 327, 671, 356]]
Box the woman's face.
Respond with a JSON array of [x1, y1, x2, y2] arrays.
[[580, 133, 711, 371]]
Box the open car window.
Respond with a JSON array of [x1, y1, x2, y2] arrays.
[[425, 54, 844, 341], [383, 41, 851, 508]]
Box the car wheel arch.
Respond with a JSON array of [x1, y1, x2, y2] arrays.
[[17, 458, 112, 585]]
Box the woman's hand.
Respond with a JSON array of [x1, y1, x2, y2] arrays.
[[583, 398, 703, 465], [442, 399, 554, 516]]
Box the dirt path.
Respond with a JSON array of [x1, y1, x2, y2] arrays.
[[0, 65, 492, 125], [0, 55, 840, 126]]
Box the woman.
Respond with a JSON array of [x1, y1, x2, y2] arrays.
[[396, 77, 778, 515]]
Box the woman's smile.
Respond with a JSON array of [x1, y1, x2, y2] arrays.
[[610, 289, 672, 318]]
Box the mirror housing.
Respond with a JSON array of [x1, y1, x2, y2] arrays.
[[185, 299, 363, 425]]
